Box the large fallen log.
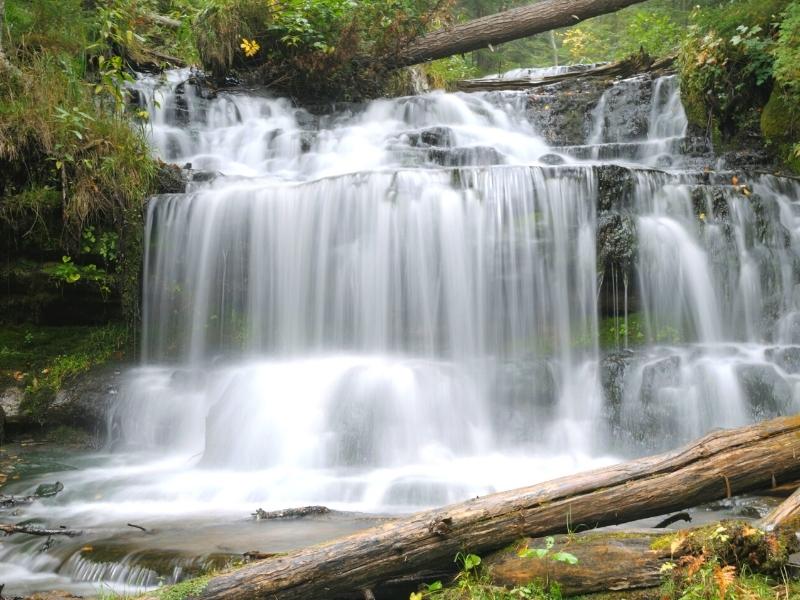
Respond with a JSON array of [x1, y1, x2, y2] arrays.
[[198, 415, 800, 600], [395, 0, 649, 67]]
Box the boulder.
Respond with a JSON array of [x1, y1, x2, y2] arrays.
[[736, 363, 794, 419]]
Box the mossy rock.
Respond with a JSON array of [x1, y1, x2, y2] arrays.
[[760, 90, 800, 174]]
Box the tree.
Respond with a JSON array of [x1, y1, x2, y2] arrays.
[[394, 0, 651, 66]]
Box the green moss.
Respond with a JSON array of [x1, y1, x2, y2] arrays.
[[155, 575, 212, 600], [0, 323, 130, 422], [761, 89, 800, 174]]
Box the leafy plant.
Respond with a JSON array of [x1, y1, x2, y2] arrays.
[[517, 537, 578, 565]]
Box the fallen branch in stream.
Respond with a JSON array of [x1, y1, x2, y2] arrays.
[[0, 495, 35, 508], [456, 52, 675, 92], [0, 523, 82, 537], [198, 414, 800, 600], [252, 506, 331, 520]]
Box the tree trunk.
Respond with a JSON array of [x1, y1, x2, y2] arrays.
[[198, 415, 800, 600], [394, 0, 649, 67]]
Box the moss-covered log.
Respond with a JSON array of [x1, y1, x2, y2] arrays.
[[198, 415, 800, 600], [485, 520, 798, 597]]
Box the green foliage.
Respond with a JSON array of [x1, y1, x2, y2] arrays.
[[460, 0, 699, 77], [0, 1, 180, 327], [425, 55, 479, 89], [154, 575, 212, 600], [517, 537, 578, 566], [659, 521, 799, 600], [411, 548, 573, 600], [0, 323, 130, 422], [196, 0, 454, 99]]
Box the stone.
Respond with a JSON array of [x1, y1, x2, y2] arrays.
[[0, 386, 23, 421], [765, 346, 800, 374], [639, 356, 682, 407], [736, 363, 794, 418]]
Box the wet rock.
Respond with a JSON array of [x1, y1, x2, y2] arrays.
[[597, 213, 637, 274], [154, 161, 187, 194], [596, 165, 635, 212], [427, 146, 503, 167], [639, 356, 681, 407], [601, 350, 635, 419], [494, 359, 556, 445], [525, 78, 610, 146], [0, 387, 23, 423], [736, 363, 794, 418], [765, 346, 800, 374], [538, 153, 566, 165], [406, 127, 454, 148], [594, 75, 653, 142], [48, 364, 127, 440], [189, 170, 219, 184]]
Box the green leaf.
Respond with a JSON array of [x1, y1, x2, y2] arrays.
[[545, 536, 555, 549], [463, 553, 481, 571], [552, 551, 579, 565], [427, 581, 442, 591]]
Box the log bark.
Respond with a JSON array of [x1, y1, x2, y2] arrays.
[[485, 530, 671, 595], [394, 0, 649, 67], [759, 487, 800, 531], [199, 415, 800, 600]]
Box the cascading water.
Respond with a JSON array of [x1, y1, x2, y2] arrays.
[[3, 67, 800, 595]]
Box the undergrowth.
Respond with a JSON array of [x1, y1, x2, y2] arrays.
[[195, 0, 455, 99], [678, 0, 800, 171], [0, 324, 130, 423]]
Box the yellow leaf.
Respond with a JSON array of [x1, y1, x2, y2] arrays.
[[741, 525, 760, 538], [670, 533, 686, 556], [714, 564, 736, 597]]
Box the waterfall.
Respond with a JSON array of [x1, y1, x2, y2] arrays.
[[3, 66, 800, 596]]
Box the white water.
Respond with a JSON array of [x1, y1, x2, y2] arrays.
[[4, 69, 800, 594]]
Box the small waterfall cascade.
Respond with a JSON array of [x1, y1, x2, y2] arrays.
[[3, 67, 800, 596]]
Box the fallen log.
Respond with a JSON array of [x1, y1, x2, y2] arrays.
[[485, 517, 800, 596], [485, 529, 670, 595], [395, 0, 649, 67], [759, 487, 800, 531], [198, 415, 800, 600], [456, 53, 675, 92], [0, 524, 82, 537]]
